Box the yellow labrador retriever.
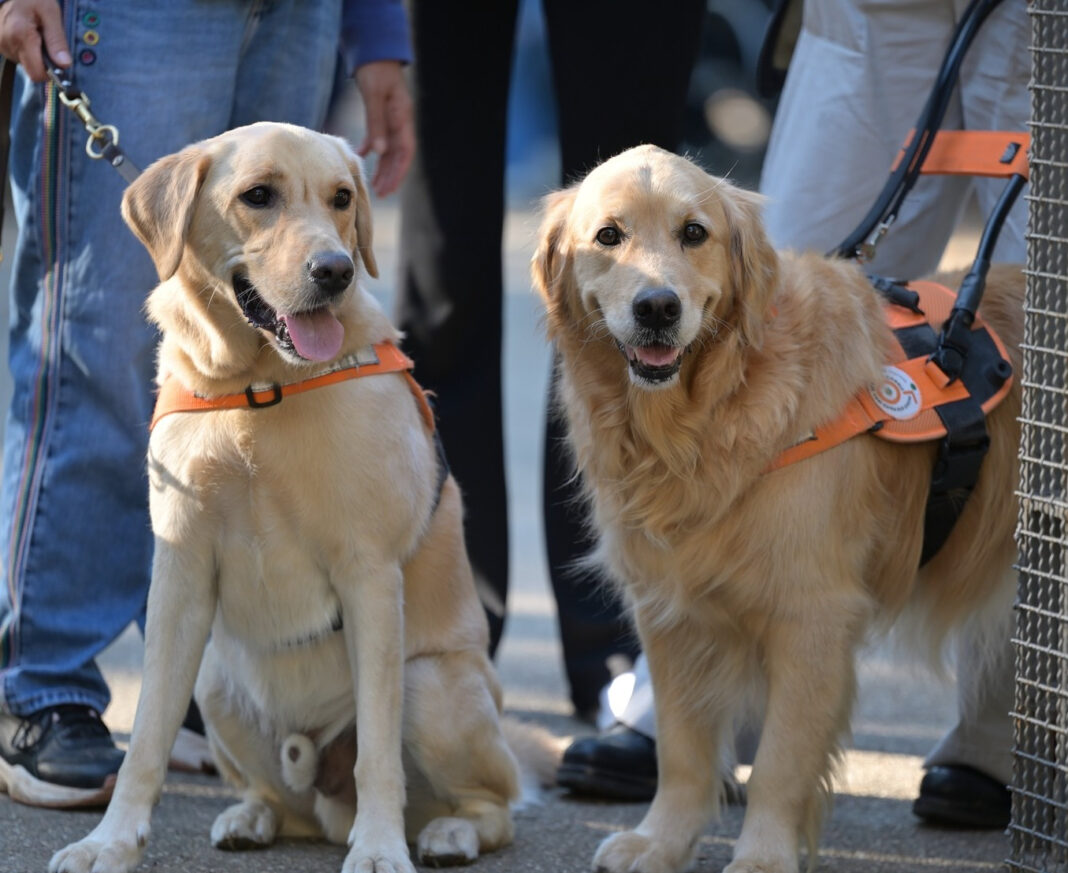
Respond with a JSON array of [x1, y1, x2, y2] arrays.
[[533, 145, 1021, 873], [51, 122, 523, 873]]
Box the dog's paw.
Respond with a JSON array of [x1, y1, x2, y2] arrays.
[[211, 799, 278, 850], [593, 830, 691, 873], [341, 849, 417, 873], [416, 817, 479, 867], [50, 832, 147, 873]]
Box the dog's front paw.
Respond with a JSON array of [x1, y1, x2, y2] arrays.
[[416, 816, 479, 867], [50, 827, 149, 873], [211, 799, 279, 850], [341, 842, 417, 873], [593, 830, 692, 873]]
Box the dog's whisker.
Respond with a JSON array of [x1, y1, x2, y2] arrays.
[[693, 175, 734, 205]]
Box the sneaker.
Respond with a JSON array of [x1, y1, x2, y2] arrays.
[[0, 704, 123, 808], [168, 699, 216, 774]]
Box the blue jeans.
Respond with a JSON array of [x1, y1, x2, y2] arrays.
[[0, 0, 343, 716]]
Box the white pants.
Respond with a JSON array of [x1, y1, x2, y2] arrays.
[[760, 0, 1029, 275]]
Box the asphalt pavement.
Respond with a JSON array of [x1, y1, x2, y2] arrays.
[[0, 186, 1008, 873]]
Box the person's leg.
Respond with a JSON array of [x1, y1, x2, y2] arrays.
[[913, 0, 1030, 828], [916, 622, 1014, 826], [0, 2, 238, 719], [395, 0, 520, 654], [230, 0, 342, 131], [557, 653, 659, 802], [539, 0, 704, 718], [0, 0, 317, 807], [957, 0, 1030, 266], [759, 0, 970, 277]]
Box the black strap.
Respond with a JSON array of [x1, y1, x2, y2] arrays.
[[870, 275, 923, 313], [875, 276, 1012, 566], [921, 396, 990, 565], [0, 58, 16, 261]]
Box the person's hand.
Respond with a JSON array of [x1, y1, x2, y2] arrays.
[[0, 0, 72, 82], [355, 60, 414, 198]]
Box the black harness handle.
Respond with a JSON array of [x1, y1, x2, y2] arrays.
[[830, 0, 1007, 264]]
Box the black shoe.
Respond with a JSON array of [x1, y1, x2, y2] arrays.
[[0, 704, 123, 808], [913, 764, 1011, 829], [557, 723, 658, 802]]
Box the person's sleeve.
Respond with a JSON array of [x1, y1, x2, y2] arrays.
[[341, 0, 413, 72]]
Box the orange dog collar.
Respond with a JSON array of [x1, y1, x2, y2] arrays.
[[150, 341, 435, 432]]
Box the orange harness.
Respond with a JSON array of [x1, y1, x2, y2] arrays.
[[770, 125, 1026, 565], [148, 340, 446, 653], [150, 341, 435, 433], [769, 128, 1026, 473], [769, 280, 1014, 472]]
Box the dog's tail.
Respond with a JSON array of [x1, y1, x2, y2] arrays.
[[500, 715, 569, 806]]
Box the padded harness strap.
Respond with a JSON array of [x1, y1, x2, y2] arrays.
[[768, 278, 1013, 564]]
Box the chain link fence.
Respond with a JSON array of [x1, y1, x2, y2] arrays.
[[1010, 2, 1068, 871]]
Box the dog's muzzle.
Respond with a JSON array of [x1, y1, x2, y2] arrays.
[[233, 272, 345, 362], [619, 340, 685, 384], [621, 288, 685, 384]]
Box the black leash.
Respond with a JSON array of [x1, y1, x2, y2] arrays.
[[0, 58, 16, 262], [831, 0, 1006, 264]]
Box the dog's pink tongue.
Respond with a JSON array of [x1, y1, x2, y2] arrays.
[[281, 309, 344, 362], [635, 345, 680, 367]]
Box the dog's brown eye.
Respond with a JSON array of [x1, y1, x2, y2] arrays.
[[596, 226, 621, 247], [682, 223, 708, 245], [334, 189, 352, 209], [240, 186, 274, 208]]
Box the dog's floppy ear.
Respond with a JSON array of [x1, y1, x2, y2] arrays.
[[351, 162, 378, 280], [121, 146, 211, 281], [532, 187, 578, 302], [339, 145, 378, 280], [721, 184, 779, 348]]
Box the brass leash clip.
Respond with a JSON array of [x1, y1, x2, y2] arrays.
[[44, 52, 140, 182], [857, 215, 896, 263]]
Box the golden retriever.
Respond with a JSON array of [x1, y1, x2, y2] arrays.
[[50, 122, 529, 873], [532, 144, 1021, 873]]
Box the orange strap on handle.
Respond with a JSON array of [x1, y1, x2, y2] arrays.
[[150, 341, 435, 432], [892, 130, 1030, 180]]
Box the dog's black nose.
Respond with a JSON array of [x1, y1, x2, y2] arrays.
[[308, 252, 355, 296], [633, 287, 681, 329]]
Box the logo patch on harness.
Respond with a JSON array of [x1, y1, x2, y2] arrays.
[[869, 366, 921, 420]]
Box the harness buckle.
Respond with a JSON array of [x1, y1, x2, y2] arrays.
[[245, 383, 283, 408], [858, 216, 896, 263]]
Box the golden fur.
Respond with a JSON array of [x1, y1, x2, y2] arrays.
[[52, 123, 526, 873], [533, 145, 1021, 873]]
